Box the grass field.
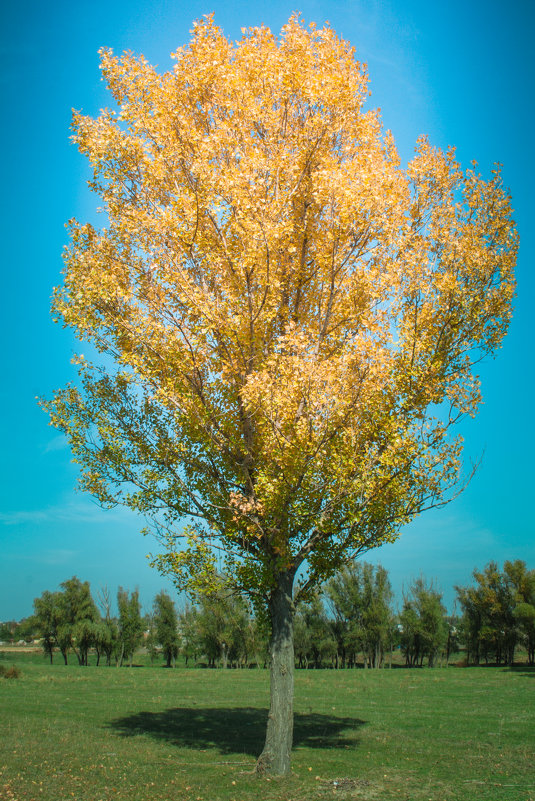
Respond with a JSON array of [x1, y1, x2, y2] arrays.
[[0, 650, 533, 801]]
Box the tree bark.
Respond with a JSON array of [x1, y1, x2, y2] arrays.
[[256, 571, 295, 776]]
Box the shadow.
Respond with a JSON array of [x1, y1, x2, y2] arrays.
[[107, 707, 364, 755], [504, 665, 535, 677]]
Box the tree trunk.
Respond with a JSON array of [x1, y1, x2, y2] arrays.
[[256, 571, 295, 776]]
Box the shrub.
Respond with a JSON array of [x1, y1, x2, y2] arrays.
[[1, 665, 21, 679]]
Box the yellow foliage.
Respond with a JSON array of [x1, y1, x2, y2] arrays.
[[45, 15, 517, 598]]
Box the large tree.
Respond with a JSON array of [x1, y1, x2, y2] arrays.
[[43, 16, 517, 774]]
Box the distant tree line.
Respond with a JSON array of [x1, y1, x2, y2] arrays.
[[456, 560, 535, 666], [28, 578, 145, 667], [2, 560, 533, 668]]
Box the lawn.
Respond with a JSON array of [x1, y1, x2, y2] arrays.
[[0, 651, 533, 801]]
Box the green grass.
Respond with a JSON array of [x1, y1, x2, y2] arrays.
[[0, 651, 534, 801]]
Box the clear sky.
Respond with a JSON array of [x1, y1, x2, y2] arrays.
[[1, 0, 533, 621]]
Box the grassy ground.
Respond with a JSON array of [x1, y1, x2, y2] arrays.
[[0, 650, 533, 801]]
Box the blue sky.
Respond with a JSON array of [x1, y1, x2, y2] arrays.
[[1, 0, 533, 621]]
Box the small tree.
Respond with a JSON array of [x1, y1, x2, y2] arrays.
[[96, 585, 118, 666], [152, 591, 180, 667], [116, 588, 144, 667], [61, 577, 100, 666], [444, 613, 461, 665], [14, 617, 38, 643], [400, 577, 448, 667], [179, 604, 200, 667], [44, 15, 517, 773], [326, 561, 394, 668], [292, 606, 312, 669], [358, 565, 395, 669], [93, 619, 116, 666], [0, 622, 18, 643], [34, 579, 101, 665], [294, 593, 336, 668], [505, 560, 535, 666], [56, 621, 73, 665], [456, 582, 482, 665], [196, 591, 251, 667], [33, 591, 60, 663], [514, 603, 535, 665]]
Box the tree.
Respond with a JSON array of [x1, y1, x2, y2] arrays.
[[325, 561, 395, 668], [152, 591, 180, 667], [457, 563, 507, 665], [0, 622, 17, 643], [514, 602, 535, 665], [399, 577, 448, 667], [93, 619, 116, 666], [195, 590, 252, 668], [179, 604, 200, 667], [96, 585, 119, 666], [361, 565, 396, 669], [43, 16, 517, 774], [294, 592, 336, 668], [14, 617, 38, 643], [444, 613, 461, 665], [504, 560, 535, 666], [33, 578, 101, 665], [116, 588, 144, 666], [33, 591, 61, 663], [61, 577, 101, 666]]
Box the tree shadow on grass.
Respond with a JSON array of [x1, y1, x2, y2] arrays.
[[107, 707, 364, 756], [505, 665, 535, 677]]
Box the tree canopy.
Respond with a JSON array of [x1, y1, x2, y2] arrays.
[[43, 15, 517, 774]]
